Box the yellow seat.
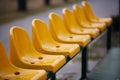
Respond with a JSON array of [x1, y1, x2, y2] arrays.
[[10, 26, 66, 73], [0, 41, 47, 80], [32, 19, 80, 58], [49, 13, 91, 47], [73, 4, 106, 32], [62, 8, 100, 38], [81, 1, 112, 26]]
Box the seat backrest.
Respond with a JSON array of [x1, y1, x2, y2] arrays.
[[10, 26, 36, 59], [63, 8, 82, 31], [73, 4, 90, 24], [32, 19, 55, 50], [0, 42, 11, 71], [82, 1, 97, 20], [49, 13, 70, 40]]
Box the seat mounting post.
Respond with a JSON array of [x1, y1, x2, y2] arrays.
[[81, 46, 88, 80], [107, 26, 112, 51]]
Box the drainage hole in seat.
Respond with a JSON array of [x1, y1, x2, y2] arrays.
[[14, 72, 20, 75], [4, 79, 9, 80], [69, 36, 73, 38], [31, 62, 35, 64], [38, 57, 43, 60], [56, 46, 60, 48]]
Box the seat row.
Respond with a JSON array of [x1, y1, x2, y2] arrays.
[[0, 1, 112, 80]]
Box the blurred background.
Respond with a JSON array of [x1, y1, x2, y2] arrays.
[[0, 0, 80, 24], [0, 0, 119, 80]]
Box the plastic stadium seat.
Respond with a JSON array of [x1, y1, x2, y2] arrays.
[[81, 1, 112, 26], [32, 19, 80, 58], [73, 4, 106, 32], [0, 41, 47, 80], [49, 13, 91, 47], [10, 26, 66, 73], [62, 8, 100, 38]]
